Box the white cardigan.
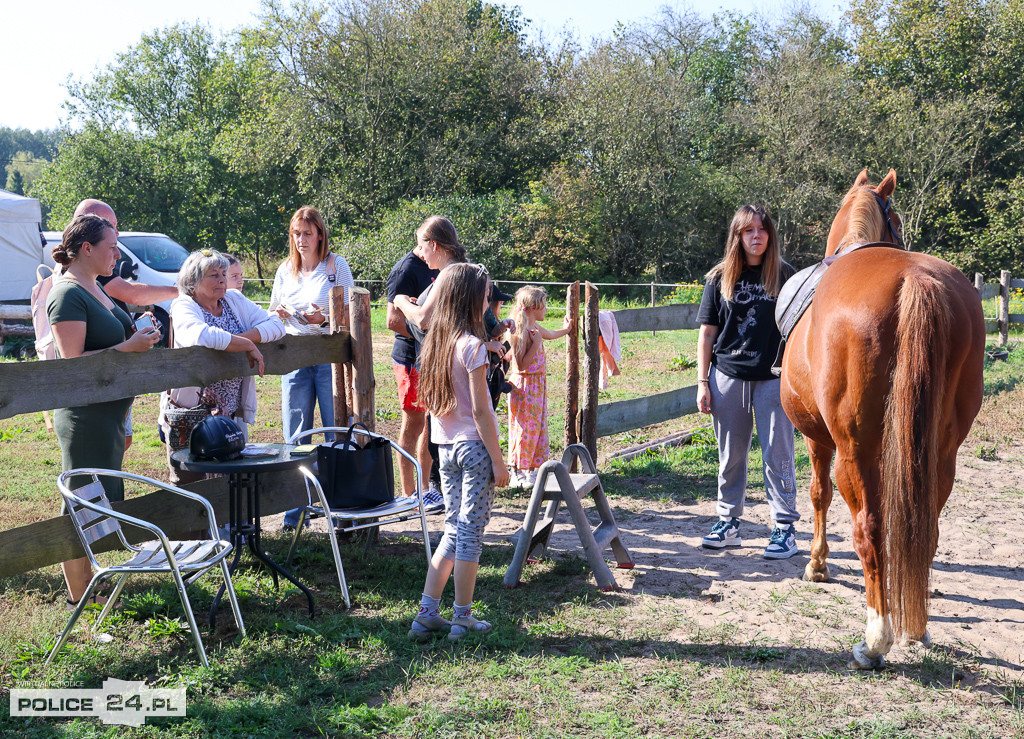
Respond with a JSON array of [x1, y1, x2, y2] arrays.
[[159, 290, 286, 430]]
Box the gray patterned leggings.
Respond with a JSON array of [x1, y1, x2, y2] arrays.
[[437, 440, 496, 563]]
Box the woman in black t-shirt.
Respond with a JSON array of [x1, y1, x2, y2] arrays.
[[695, 204, 800, 560]]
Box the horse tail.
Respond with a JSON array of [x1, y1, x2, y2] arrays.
[[882, 272, 951, 638]]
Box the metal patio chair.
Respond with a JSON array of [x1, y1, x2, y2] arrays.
[[286, 426, 435, 607], [47, 469, 246, 669]]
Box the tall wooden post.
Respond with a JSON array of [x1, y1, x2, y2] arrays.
[[650, 282, 656, 337], [349, 287, 376, 431], [974, 273, 983, 297], [999, 270, 1010, 347], [328, 285, 350, 429], [579, 282, 600, 462], [564, 281, 580, 450]]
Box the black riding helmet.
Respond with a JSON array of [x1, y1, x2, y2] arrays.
[[190, 415, 245, 460]]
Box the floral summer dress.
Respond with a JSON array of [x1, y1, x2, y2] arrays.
[[508, 340, 549, 470]]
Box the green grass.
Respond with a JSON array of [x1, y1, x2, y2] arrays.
[[1, 313, 1022, 736]]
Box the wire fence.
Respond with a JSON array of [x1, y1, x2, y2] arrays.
[[242, 277, 705, 310]]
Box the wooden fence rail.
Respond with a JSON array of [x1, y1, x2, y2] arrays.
[[0, 287, 373, 579], [579, 270, 1023, 454]]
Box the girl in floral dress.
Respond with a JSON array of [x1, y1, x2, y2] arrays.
[[507, 286, 573, 488]]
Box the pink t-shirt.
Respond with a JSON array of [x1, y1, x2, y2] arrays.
[[431, 333, 495, 444]]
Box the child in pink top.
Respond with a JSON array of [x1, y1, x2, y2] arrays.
[[408, 263, 510, 642], [507, 286, 572, 488]]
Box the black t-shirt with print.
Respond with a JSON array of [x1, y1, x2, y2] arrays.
[[696, 263, 793, 381], [386, 250, 438, 365]]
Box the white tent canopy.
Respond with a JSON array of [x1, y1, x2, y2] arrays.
[[0, 189, 46, 301]]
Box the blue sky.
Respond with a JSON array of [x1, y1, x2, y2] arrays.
[[1, 0, 842, 132]]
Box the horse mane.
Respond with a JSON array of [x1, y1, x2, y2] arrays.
[[837, 185, 886, 248]]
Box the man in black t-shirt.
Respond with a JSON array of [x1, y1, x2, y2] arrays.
[[386, 247, 439, 497]]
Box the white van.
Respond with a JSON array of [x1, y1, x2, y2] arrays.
[[42, 230, 188, 342]]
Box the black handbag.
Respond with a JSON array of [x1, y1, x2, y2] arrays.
[[316, 423, 395, 509]]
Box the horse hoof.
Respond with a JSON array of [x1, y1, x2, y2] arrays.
[[900, 631, 932, 649], [850, 640, 886, 670], [802, 563, 830, 582]]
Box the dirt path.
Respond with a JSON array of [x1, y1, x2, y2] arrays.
[[472, 439, 1024, 691]]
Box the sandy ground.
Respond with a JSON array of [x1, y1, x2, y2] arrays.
[[364, 439, 1024, 689]]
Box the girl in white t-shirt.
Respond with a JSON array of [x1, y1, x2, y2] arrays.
[[408, 263, 510, 641]]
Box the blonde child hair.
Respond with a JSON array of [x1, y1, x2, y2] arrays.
[[509, 286, 547, 347]]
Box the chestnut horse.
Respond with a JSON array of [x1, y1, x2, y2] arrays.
[[780, 169, 985, 669]]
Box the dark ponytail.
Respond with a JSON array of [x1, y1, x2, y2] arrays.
[[417, 216, 467, 263], [54, 214, 113, 266]]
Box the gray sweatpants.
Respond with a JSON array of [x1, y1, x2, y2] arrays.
[[437, 440, 496, 563], [709, 367, 799, 525]]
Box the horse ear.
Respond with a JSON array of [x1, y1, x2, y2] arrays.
[[854, 169, 869, 187], [877, 169, 897, 198]]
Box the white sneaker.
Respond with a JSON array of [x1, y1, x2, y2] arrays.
[[702, 518, 742, 549]]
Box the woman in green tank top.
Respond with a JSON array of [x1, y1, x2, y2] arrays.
[[46, 214, 160, 607]]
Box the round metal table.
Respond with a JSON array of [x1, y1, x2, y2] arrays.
[[171, 443, 317, 625]]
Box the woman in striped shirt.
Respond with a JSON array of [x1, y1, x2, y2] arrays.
[[271, 206, 354, 530]]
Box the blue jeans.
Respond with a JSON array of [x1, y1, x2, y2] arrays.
[[282, 364, 336, 527]]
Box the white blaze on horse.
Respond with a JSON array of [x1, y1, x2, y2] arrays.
[[779, 169, 985, 669]]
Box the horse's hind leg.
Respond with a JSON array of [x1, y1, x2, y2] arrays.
[[803, 438, 835, 583], [835, 454, 893, 670]]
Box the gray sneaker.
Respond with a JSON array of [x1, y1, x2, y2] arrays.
[[763, 524, 798, 559], [702, 518, 741, 549]]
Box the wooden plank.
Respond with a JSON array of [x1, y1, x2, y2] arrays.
[[980, 284, 1000, 301], [0, 305, 31, 320], [984, 318, 998, 333], [611, 303, 700, 333], [0, 332, 351, 420], [1011, 277, 1024, 290], [596, 384, 699, 438], [0, 469, 311, 578]]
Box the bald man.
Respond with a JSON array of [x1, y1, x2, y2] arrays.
[[70, 200, 179, 450], [72, 199, 179, 308]]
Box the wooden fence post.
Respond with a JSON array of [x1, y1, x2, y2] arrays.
[[349, 287, 375, 431], [974, 273, 983, 297], [564, 281, 580, 450], [579, 282, 600, 461], [329, 284, 351, 429], [650, 282, 656, 337], [999, 270, 1010, 347]]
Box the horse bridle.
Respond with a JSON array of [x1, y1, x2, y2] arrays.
[[871, 190, 905, 249]]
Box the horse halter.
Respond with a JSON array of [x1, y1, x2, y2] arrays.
[[871, 190, 905, 249]]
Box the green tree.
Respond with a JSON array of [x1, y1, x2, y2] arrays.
[[34, 24, 297, 277], [233, 0, 560, 226]]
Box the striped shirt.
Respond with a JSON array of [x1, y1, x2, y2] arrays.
[[269, 254, 355, 336]]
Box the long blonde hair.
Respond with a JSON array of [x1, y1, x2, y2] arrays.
[[509, 285, 546, 350], [418, 263, 490, 416], [706, 204, 784, 301]]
